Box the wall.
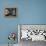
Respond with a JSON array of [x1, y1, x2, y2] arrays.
[[0, 0, 18, 44], [18, 0, 46, 24]]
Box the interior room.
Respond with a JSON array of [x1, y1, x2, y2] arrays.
[[0, 0, 46, 46]]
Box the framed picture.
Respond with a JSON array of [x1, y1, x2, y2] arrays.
[[4, 8, 16, 16], [18, 24, 46, 41]]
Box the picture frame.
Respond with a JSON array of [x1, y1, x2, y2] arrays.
[[4, 8, 16, 16]]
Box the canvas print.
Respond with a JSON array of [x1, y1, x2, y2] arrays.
[[4, 8, 16, 16]]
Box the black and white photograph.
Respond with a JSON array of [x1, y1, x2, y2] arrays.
[[4, 8, 16, 16], [18, 25, 46, 46]]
